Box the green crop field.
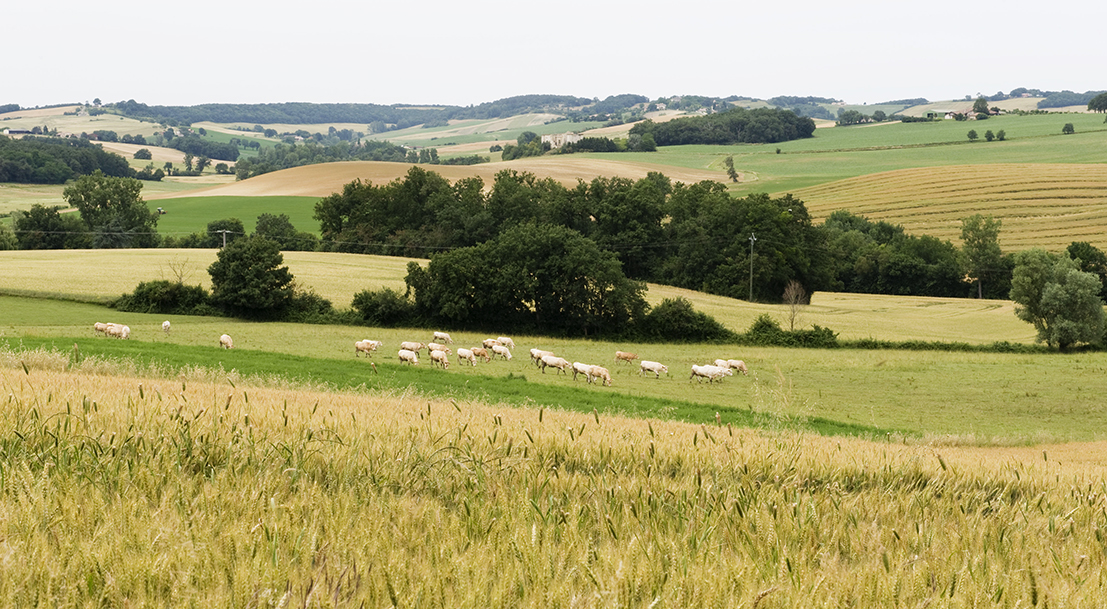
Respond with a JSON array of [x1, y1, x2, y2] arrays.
[[146, 195, 321, 238]]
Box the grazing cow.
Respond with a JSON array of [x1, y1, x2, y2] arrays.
[[398, 349, 419, 365], [430, 349, 450, 369], [355, 339, 382, 357], [399, 341, 426, 353], [530, 348, 554, 367], [539, 354, 571, 375], [589, 365, 612, 387], [427, 342, 451, 355], [219, 334, 234, 349], [483, 338, 503, 350], [614, 351, 638, 365], [572, 362, 594, 382], [433, 331, 454, 344], [639, 360, 668, 379], [496, 336, 516, 349], [492, 345, 512, 360], [162, 320, 171, 335], [690, 364, 732, 383], [471, 347, 492, 363], [456, 348, 477, 366]]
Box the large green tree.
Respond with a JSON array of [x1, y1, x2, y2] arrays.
[[960, 214, 1003, 298], [1088, 92, 1107, 113], [63, 170, 159, 248], [207, 235, 295, 318], [1010, 249, 1105, 350], [1067, 241, 1107, 300], [406, 223, 647, 336]]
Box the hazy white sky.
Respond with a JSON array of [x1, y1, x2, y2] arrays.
[[6, 0, 1104, 108]]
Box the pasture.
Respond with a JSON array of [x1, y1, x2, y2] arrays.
[[2, 284, 1103, 443], [0, 249, 1035, 343], [146, 195, 320, 238], [3, 361, 1107, 605]]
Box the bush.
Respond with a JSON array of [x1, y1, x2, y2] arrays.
[[283, 288, 335, 323], [740, 314, 839, 348], [351, 288, 417, 327], [638, 297, 735, 342], [112, 280, 213, 315]]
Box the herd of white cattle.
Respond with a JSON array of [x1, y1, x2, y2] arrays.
[[91, 323, 749, 384], [353, 331, 750, 385]]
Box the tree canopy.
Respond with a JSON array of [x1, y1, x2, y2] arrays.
[[207, 236, 295, 318], [1010, 249, 1105, 350], [63, 170, 159, 248]]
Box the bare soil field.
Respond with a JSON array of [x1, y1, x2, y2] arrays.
[[149, 158, 726, 199], [95, 142, 188, 164]]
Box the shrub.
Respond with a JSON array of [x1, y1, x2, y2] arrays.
[[283, 288, 335, 323], [351, 288, 417, 327], [740, 314, 839, 348], [638, 297, 735, 342], [112, 280, 213, 315]]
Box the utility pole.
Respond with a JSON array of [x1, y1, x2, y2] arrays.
[[748, 233, 757, 302], [216, 229, 232, 248]]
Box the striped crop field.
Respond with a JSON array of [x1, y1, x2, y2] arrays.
[[791, 163, 1107, 251]]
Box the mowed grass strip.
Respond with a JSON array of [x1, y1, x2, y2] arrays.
[[793, 163, 1107, 251]]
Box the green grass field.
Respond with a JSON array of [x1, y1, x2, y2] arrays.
[[147, 195, 321, 237], [2, 287, 1102, 443]]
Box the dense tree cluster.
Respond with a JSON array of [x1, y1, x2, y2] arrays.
[[1037, 90, 1106, 109], [165, 136, 239, 161], [1010, 249, 1105, 350], [0, 135, 133, 183], [629, 107, 816, 146], [233, 140, 413, 180], [499, 131, 551, 161], [108, 100, 447, 129]]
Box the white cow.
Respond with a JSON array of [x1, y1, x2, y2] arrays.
[[430, 349, 450, 369], [572, 362, 594, 382], [540, 354, 571, 375], [690, 364, 732, 383], [162, 320, 171, 335], [589, 365, 612, 387], [456, 348, 477, 366], [433, 331, 454, 344], [398, 349, 419, 365], [496, 336, 516, 349], [399, 341, 426, 353], [639, 360, 668, 379], [219, 334, 234, 349], [492, 345, 512, 360]]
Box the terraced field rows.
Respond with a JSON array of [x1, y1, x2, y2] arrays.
[[792, 164, 1107, 251]]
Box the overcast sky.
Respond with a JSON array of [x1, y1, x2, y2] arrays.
[[7, 0, 1104, 108]]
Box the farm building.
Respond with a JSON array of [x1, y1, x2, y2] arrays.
[[541, 133, 583, 149]]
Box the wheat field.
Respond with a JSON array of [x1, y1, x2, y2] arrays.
[[2, 357, 1106, 606], [792, 164, 1107, 251]]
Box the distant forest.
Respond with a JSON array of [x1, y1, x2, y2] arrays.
[[0, 136, 133, 184], [629, 107, 816, 146]]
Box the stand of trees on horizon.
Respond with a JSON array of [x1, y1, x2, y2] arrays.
[[629, 107, 816, 146]]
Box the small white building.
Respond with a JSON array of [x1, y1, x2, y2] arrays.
[[541, 133, 583, 149]]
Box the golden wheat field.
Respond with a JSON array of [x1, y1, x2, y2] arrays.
[[3, 356, 1107, 606], [793, 164, 1107, 251], [148, 159, 725, 200]]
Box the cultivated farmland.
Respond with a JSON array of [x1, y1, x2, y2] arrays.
[[2, 358, 1107, 606]]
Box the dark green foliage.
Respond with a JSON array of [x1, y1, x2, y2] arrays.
[[1062, 123, 1075, 135], [1089, 92, 1107, 113], [207, 236, 295, 318], [283, 289, 335, 323], [560, 137, 619, 153], [1037, 90, 1105, 109], [500, 131, 550, 160], [438, 155, 489, 165], [836, 110, 868, 126], [133, 148, 152, 160], [1067, 241, 1107, 300], [638, 297, 735, 342], [350, 287, 418, 326], [961, 214, 1003, 298], [63, 170, 160, 248], [233, 140, 411, 180], [0, 135, 132, 184], [629, 107, 815, 145], [204, 218, 245, 248], [741, 314, 839, 348], [254, 212, 316, 251], [12, 205, 90, 249], [823, 211, 965, 297], [407, 223, 647, 337], [0, 222, 16, 250], [657, 185, 832, 302], [111, 280, 214, 315]]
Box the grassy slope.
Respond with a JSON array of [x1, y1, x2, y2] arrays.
[[4, 294, 1104, 443], [149, 195, 320, 237]]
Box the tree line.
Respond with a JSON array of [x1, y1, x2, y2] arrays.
[[0, 135, 133, 184], [628, 107, 816, 146]]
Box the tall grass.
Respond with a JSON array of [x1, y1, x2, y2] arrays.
[[2, 363, 1106, 606]]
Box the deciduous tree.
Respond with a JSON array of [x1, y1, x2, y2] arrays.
[[960, 214, 1002, 298], [207, 235, 295, 318], [63, 170, 159, 248], [1010, 249, 1105, 350]]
